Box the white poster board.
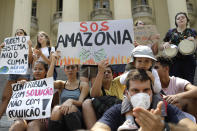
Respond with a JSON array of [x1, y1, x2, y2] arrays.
[[6, 77, 54, 120], [56, 19, 134, 65], [0, 36, 29, 74]]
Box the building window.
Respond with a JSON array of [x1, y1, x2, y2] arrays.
[[31, 0, 37, 17], [141, 0, 148, 5], [134, 0, 148, 5], [94, 0, 110, 9], [57, 0, 63, 11]]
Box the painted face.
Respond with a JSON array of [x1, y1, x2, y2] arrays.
[[134, 57, 153, 70], [15, 30, 25, 36], [64, 65, 78, 77], [127, 80, 152, 103], [176, 14, 187, 27], [103, 67, 113, 82], [37, 33, 47, 44], [33, 63, 47, 80]]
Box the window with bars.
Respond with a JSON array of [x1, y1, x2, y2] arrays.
[[31, 0, 37, 17], [94, 0, 110, 9], [57, 0, 63, 11]]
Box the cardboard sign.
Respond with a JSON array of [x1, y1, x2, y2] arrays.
[[56, 19, 134, 65], [0, 36, 29, 74], [134, 25, 159, 45], [6, 77, 54, 120]]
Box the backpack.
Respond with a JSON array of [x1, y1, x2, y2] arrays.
[[92, 87, 122, 119], [48, 47, 58, 80]]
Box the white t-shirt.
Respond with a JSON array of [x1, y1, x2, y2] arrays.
[[38, 47, 55, 62], [162, 76, 190, 95], [120, 69, 162, 93]]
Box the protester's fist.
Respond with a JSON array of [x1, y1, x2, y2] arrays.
[[98, 59, 109, 73]]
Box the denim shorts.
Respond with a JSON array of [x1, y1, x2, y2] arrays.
[[8, 74, 30, 81]]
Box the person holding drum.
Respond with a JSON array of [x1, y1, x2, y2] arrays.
[[162, 12, 197, 84]]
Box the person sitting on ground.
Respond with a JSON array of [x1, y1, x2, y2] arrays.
[[118, 45, 163, 131], [155, 56, 197, 121], [9, 61, 50, 131], [82, 59, 125, 129], [91, 69, 197, 131], [47, 53, 89, 131]]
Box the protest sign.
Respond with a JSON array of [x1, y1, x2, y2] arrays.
[[6, 77, 54, 120], [56, 19, 134, 65], [134, 25, 159, 45], [0, 36, 29, 74]]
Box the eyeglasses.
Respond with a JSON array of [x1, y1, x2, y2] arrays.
[[65, 65, 76, 70]]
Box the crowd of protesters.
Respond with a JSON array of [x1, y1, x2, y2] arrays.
[[0, 12, 197, 131]]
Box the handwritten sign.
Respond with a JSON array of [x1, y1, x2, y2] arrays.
[[134, 25, 159, 45], [0, 36, 29, 74], [56, 19, 134, 65], [6, 77, 54, 120]]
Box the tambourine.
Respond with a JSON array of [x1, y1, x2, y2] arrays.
[[178, 39, 196, 55], [164, 44, 178, 58]]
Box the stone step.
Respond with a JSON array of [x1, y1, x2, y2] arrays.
[[0, 114, 14, 130]]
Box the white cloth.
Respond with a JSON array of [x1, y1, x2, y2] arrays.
[[38, 47, 55, 61]]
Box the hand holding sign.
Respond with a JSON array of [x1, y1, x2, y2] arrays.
[[6, 77, 54, 120], [0, 36, 29, 74], [98, 59, 109, 73], [0, 42, 5, 49]]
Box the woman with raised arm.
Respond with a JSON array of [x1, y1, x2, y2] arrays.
[[9, 60, 49, 131]]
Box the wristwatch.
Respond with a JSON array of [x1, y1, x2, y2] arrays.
[[163, 121, 171, 131]]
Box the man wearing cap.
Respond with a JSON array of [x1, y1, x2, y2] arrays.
[[91, 69, 197, 131], [117, 45, 163, 130]]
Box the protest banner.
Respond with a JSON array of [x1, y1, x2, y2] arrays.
[[56, 19, 134, 65], [6, 77, 54, 120], [0, 36, 29, 74], [134, 25, 160, 45]]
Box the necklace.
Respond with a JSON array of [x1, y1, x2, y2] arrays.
[[65, 80, 79, 90]]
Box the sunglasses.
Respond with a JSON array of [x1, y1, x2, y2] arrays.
[[65, 65, 76, 70]]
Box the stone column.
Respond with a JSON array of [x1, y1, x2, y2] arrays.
[[12, 0, 32, 35], [167, 0, 187, 28], [62, 0, 79, 21], [113, 0, 132, 20]]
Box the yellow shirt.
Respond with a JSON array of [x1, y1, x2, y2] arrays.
[[102, 76, 126, 100]]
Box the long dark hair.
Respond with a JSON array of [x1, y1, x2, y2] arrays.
[[15, 29, 27, 36], [175, 12, 190, 27], [33, 60, 48, 80], [36, 31, 51, 49]]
